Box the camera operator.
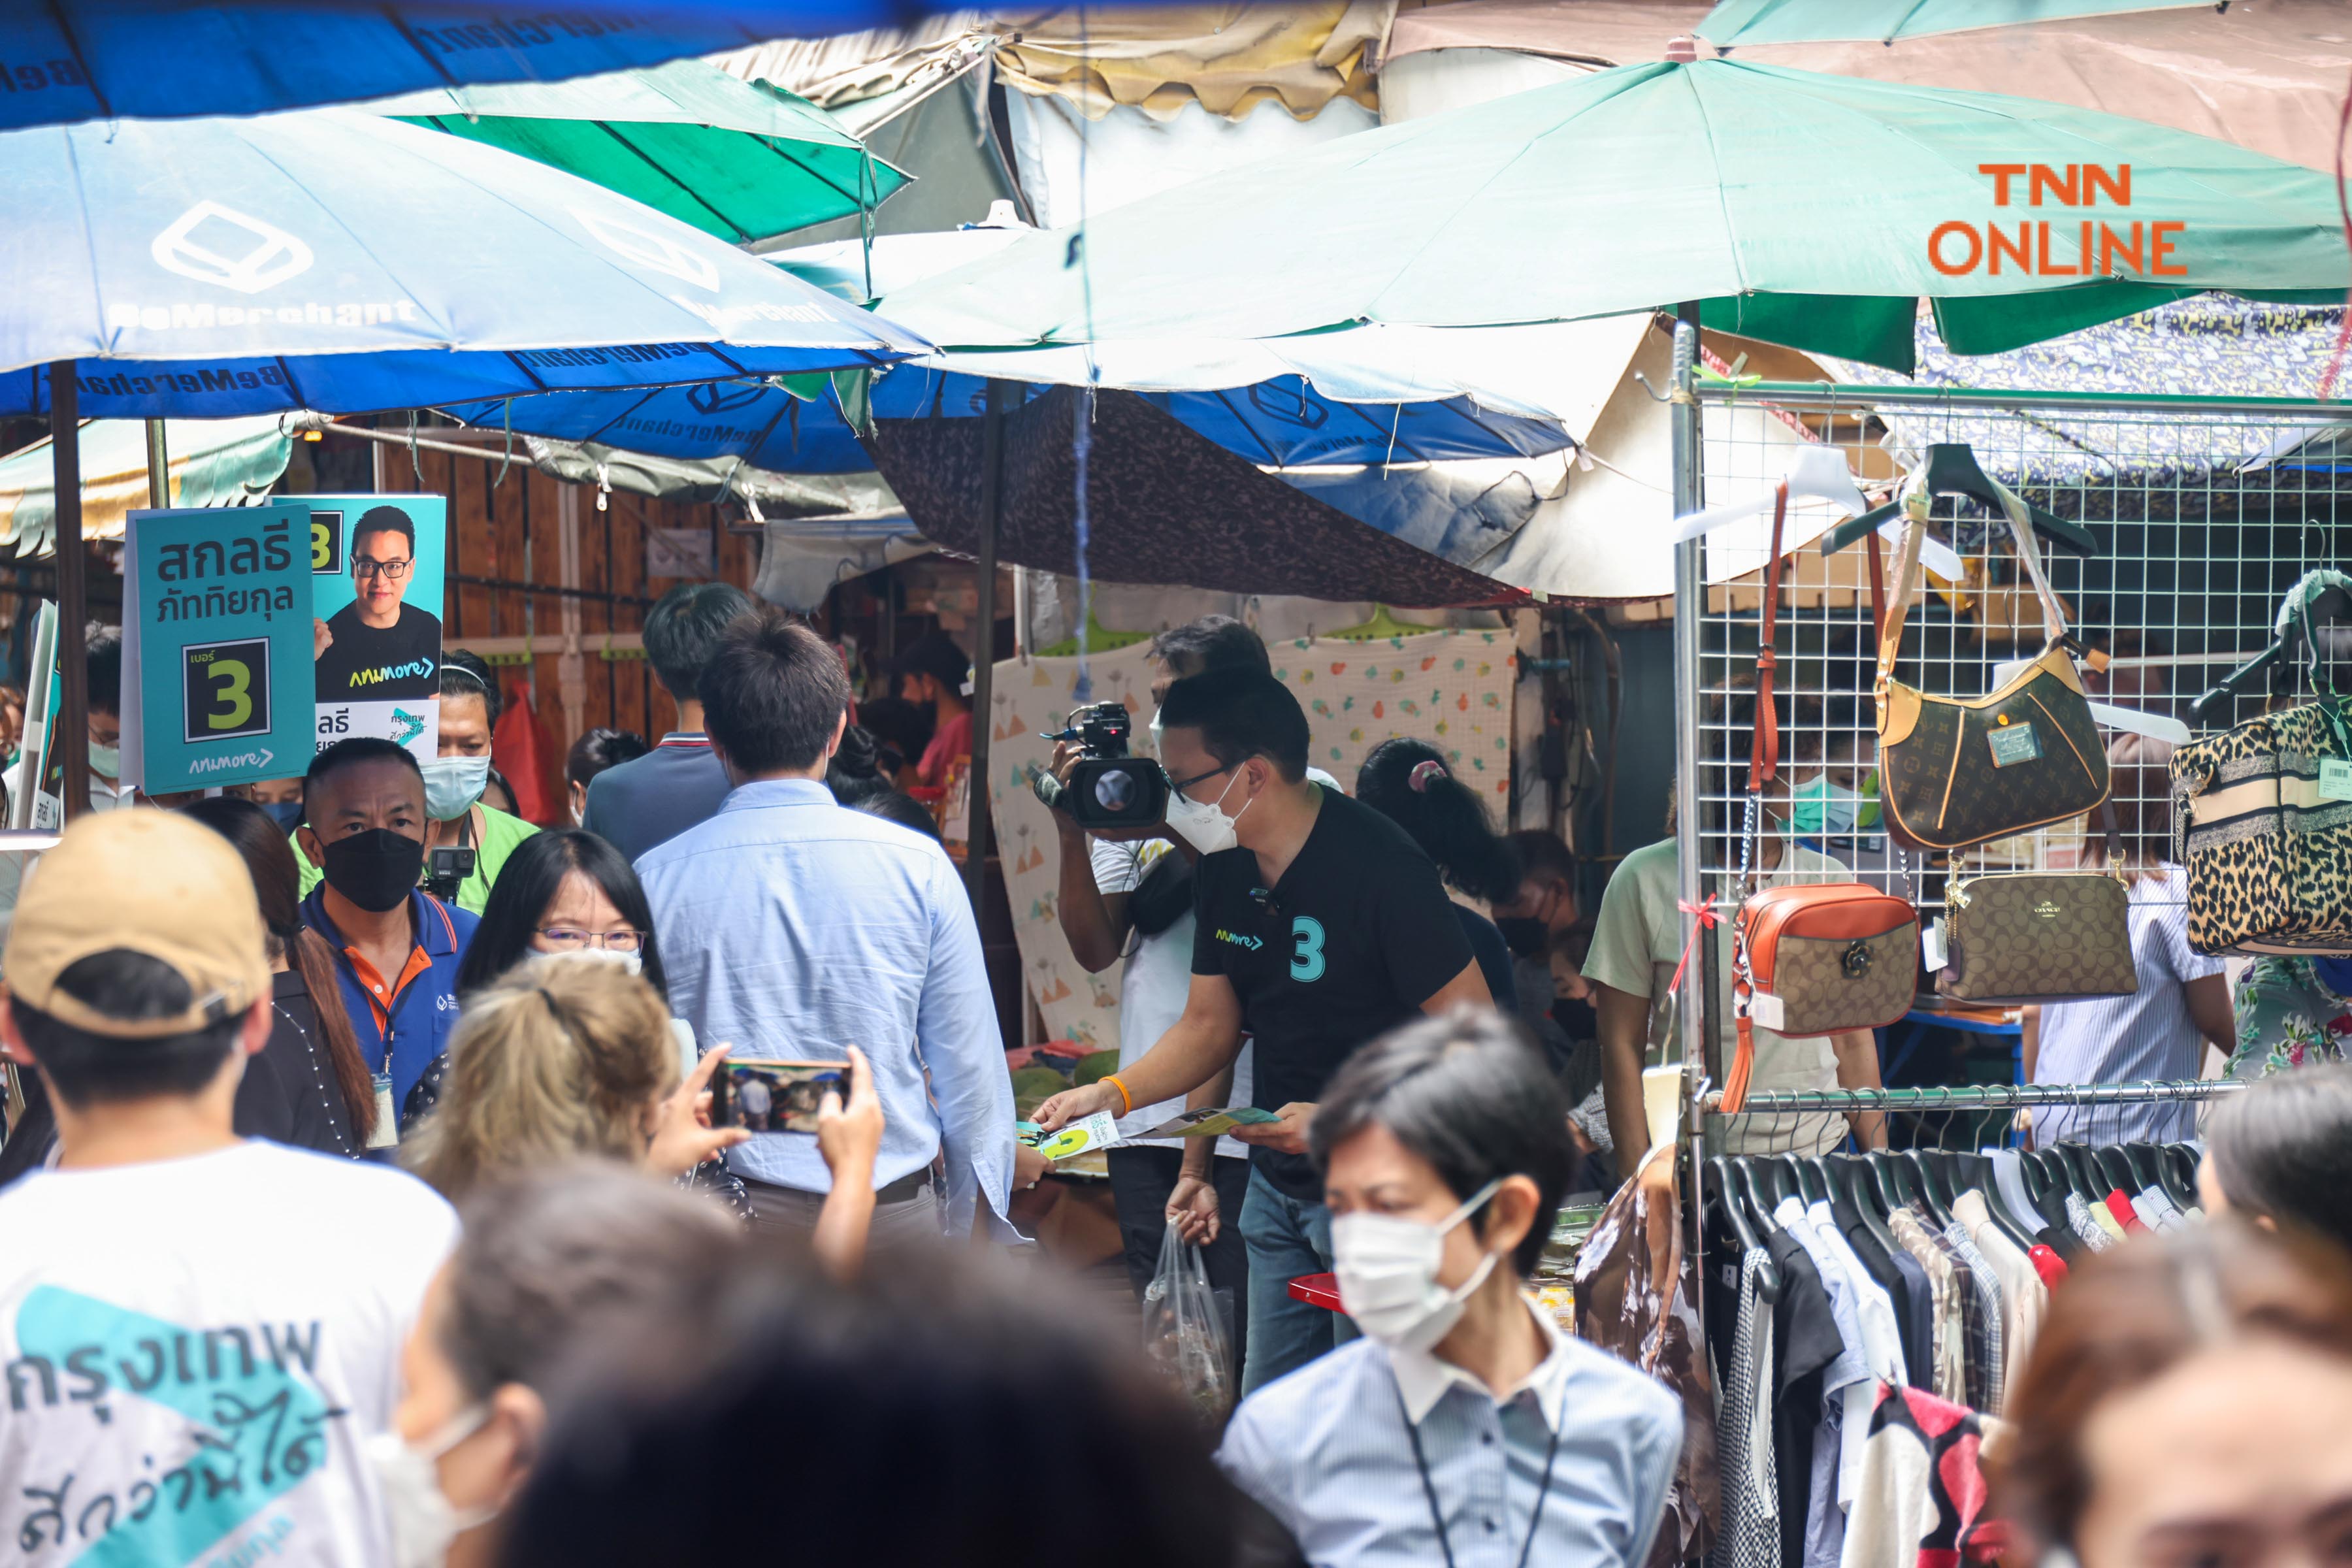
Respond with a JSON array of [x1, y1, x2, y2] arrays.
[[1051, 617, 1322, 1378], [1039, 664, 1490, 1394]]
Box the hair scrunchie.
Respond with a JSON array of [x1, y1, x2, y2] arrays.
[[1408, 759, 1448, 792]]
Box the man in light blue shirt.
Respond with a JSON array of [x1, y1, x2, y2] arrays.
[[1217, 1010, 1680, 1567], [638, 608, 1014, 1239]]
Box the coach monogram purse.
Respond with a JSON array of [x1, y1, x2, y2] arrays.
[[1936, 801, 2137, 1004]]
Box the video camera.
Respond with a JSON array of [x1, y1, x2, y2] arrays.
[[1031, 702, 1168, 831]]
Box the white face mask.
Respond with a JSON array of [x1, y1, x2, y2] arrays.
[[1331, 1179, 1505, 1353], [527, 945, 643, 977], [366, 1404, 497, 1568], [1164, 767, 1252, 856], [419, 755, 489, 822]]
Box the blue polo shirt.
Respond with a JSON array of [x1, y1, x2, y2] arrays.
[[299, 885, 476, 1111]]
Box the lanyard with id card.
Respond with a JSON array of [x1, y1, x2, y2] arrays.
[[368, 1071, 398, 1149]]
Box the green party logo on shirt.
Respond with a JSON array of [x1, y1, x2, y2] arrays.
[[1213, 929, 1265, 952], [8, 1284, 341, 1565]]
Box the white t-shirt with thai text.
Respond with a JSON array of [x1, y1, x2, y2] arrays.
[[0, 1141, 459, 1567]]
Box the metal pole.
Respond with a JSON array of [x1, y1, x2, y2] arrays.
[[51, 365, 89, 822], [1669, 313, 1708, 1083], [965, 379, 1007, 915], [143, 419, 169, 509]]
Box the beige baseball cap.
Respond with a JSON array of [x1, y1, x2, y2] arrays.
[[5, 809, 269, 1038]]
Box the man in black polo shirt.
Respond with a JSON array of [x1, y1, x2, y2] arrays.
[[1037, 668, 1489, 1392]]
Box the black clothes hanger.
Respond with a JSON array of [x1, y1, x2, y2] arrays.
[[2050, 1143, 2099, 1202], [1862, 1149, 1911, 1214], [1956, 1154, 2040, 1252], [1789, 1154, 1829, 1207], [1735, 1159, 1786, 1232], [2154, 1145, 2200, 1212], [1707, 1156, 1781, 1299], [2092, 1145, 2138, 1196], [1823, 442, 2099, 557], [1830, 1154, 1905, 1262], [1903, 1151, 1955, 1229], [2121, 1143, 2162, 1191], [2191, 571, 2352, 728], [2021, 1165, 2086, 1259]]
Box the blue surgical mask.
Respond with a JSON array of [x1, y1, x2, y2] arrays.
[[1791, 773, 1881, 836], [258, 798, 304, 833], [419, 755, 489, 822]]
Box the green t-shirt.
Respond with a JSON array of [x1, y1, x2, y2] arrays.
[[293, 804, 539, 916]]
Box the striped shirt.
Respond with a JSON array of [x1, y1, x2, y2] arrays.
[[2031, 865, 2224, 1145]]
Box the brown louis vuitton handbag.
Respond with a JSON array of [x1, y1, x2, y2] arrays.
[[1936, 801, 2138, 1004], [1872, 500, 2108, 855], [1724, 486, 1919, 1115]]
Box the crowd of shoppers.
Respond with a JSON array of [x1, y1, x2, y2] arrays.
[[24, 577, 2352, 1568]]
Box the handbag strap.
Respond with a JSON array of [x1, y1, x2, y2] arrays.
[[1748, 482, 1791, 794], [2094, 794, 2123, 872], [1870, 468, 2070, 703]]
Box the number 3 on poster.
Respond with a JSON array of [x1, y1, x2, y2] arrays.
[[182, 638, 271, 742]]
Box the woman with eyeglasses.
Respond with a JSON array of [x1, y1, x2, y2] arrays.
[[404, 831, 688, 1137]]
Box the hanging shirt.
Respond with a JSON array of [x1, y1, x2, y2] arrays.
[[1711, 1249, 1780, 1568], [1766, 1226, 1848, 1568], [1884, 1207, 1967, 1408], [2066, 1193, 2116, 1251], [1938, 1218, 2006, 1416], [1953, 1190, 2045, 1403], [1837, 1384, 2007, 1568]]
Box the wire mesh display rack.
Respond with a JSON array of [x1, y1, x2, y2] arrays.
[[1665, 346, 2352, 1156]]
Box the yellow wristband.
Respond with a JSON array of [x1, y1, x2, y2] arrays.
[[1103, 1074, 1134, 1116]]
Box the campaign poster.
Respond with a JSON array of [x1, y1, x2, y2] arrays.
[[288, 495, 446, 760], [119, 504, 314, 794]]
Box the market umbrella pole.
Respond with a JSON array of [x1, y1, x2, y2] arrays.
[[143, 419, 168, 508], [964, 378, 1007, 917], [50, 363, 88, 821]]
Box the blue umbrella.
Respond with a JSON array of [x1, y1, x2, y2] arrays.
[[4, 105, 928, 819], [0, 108, 928, 418], [443, 366, 1577, 472], [0, 2, 843, 129]]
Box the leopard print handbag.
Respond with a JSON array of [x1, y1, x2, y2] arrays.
[[2172, 700, 2352, 955]]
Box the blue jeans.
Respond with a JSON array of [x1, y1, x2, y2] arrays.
[[1238, 1164, 1356, 1395]]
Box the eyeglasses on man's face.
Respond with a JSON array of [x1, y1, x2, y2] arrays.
[[353, 555, 413, 581]]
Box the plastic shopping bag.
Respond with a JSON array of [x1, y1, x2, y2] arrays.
[[1143, 1224, 1233, 1424]]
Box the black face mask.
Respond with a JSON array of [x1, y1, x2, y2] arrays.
[[1495, 917, 1550, 960], [321, 828, 425, 913]]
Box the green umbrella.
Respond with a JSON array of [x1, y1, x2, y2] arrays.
[[882, 58, 2346, 374], [1701, 0, 2213, 46], [373, 59, 909, 244]]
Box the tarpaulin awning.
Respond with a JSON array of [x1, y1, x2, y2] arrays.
[[868, 384, 1520, 606], [370, 60, 910, 243], [0, 417, 290, 556], [1386, 0, 2352, 170], [882, 57, 2351, 374], [992, 3, 1390, 120]]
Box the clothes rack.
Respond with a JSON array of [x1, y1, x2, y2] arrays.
[[1697, 1077, 2240, 1117]]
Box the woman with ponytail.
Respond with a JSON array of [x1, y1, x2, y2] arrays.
[[182, 795, 379, 1154], [1354, 738, 1520, 1016]]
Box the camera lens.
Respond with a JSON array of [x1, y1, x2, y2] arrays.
[[1092, 769, 1137, 815]]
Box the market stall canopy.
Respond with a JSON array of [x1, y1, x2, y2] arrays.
[[446, 363, 1582, 472], [1388, 0, 2352, 169], [0, 416, 289, 555], [868, 384, 1521, 606], [1699, 0, 2214, 44], [368, 61, 909, 244], [0, 1, 789, 128], [1818, 295, 2352, 488], [882, 58, 2351, 374], [0, 108, 929, 418], [990, 3, 1386, 120]]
